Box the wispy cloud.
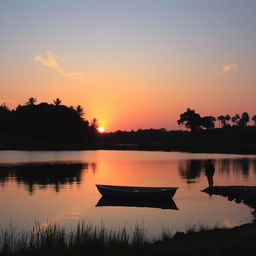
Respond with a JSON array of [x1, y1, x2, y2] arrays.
[[222, 63, 238, 73], [34, 51, 85, 80]]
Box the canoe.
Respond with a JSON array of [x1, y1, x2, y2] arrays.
[[96, 197, 178, 210], [96, 184, 178, 199]]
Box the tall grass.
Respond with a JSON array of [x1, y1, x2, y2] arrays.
[[0, 222, 256, 256], [0, 222, 148, 256]]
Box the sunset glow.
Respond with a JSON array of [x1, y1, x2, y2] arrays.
[[1, 1, 256, 253], [1, 1, 256, 131], [97, 127, 105, 133]]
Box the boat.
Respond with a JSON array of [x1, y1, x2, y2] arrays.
[[95, 184, 178, 199], [96, 197, 178, 210]]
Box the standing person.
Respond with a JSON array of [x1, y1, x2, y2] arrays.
[[205, 160, 215, 187]]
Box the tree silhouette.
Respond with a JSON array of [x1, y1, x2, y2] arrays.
[[177, 108, 202, 132], [12, 100, 97, 141], [53, 98, 62, 106], [178, 109, 216, 131], [217, 115, 226, 128], [0, 103, 9, 113], [25, 97, 37, 106], [0, 104, 12, 134], [1, 100, 256, 145], [91, 118, 99, 128], [201, 116, 216, 130], [238, 112, 249, 127], [231, 114, 240, 126], [90, 118, 99, 133], [217, 114, 231, 128], [225, 114, 231, 126], [76, 105, 84, 116]]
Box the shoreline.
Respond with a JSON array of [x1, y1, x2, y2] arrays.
[[0, 143, 256, 155]]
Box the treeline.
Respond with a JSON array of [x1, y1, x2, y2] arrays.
[[100, 128, 185, 145], [100, 108, 256, 153], [0, 98, 98, 141], [1, 101, 256, 151], [178, 108, 256, 132]]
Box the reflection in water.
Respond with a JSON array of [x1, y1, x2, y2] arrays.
[[178, 160, 203, 184], [233, 158, 249, 177], [178, 158, 255, 184], [219, 159, 230, 174], [96, 197, 178, 210], [0, 162, 96, 194], [205, 160, 215, 187], [0, 151, 255, 237]]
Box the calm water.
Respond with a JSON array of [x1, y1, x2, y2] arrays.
[[0, 150, 256, 237]]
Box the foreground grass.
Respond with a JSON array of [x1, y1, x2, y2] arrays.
[[1, 222, 256, 256]]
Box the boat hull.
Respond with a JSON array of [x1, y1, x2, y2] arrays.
[[96, 185, 178, 199]]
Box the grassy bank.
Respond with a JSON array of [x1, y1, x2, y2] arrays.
[[2, 186, 256, 255], [1, 222, 256, 256]]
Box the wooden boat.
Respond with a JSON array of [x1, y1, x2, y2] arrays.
[[96, 197, 178, 210], [96, 184, 178, 199]]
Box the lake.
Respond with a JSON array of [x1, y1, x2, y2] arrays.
[[0, 150, 255, 238]]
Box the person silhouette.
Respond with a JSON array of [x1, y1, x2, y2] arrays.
[[205, 160, 215, 187]]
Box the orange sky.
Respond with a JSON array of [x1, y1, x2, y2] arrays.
[[1, 1, 256, 131]]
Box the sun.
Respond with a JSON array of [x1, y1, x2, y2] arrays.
[[97, 127, 105, 133]]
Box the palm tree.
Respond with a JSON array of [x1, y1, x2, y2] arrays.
[[239, 112, 250, 127], [26, 97, 37, 106], [225, 114, 231, 126], [53, 98, 62, 106], [231, 114, 240, 126], [201, 116, 216, 129], [217, 115, 225, 128]]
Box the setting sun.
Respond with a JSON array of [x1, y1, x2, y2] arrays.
[[97, 127, 105, 133]]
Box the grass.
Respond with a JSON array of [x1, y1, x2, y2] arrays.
[[1, 222, 256, 256]]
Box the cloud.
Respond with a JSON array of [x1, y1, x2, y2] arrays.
[[34, 51, 85, 80], [222, 63, 238, 73]]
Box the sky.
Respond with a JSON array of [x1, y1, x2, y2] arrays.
[[1, 0, 256, 131]]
